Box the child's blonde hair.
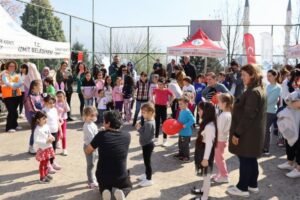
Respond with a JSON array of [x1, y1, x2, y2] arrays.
[[217, 93, 234, 111], [141, 103, 155, 114], [82, 106, 98, 121]]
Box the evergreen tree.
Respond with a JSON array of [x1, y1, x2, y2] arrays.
[[20, 0, 66, 69]]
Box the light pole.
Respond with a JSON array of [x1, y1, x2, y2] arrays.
[[92, 0, 95, 67]]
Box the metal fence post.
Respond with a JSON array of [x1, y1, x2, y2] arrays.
[[69, 16, 72, 65], [227, 25, 231, 65], [110, 27, 112, 64], [147, 26, 150, 73]]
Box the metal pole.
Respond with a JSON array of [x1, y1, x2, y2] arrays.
[[110, 27, 112, 64], [69, 16, 72, 67], [92, 0, 95, 67], [147, 26, 150, 73], [271, 25, 273, 36], [227, 25, 231, 65]]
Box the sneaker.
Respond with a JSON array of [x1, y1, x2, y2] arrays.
[[137, 174, 146, 181], [39, 177, 51, 183], [28, 146, 36, 154], [62, 149, 68, 156], [153, 138, 158, 143], [263, 150, 270, 156], [173, 154, 181, 159], [213, 176, 229, 183], [179, 157, 190, 163], [67, 117, 74, 122], [227, 186, 250, 197], [52, 162, 62, 170], [88, 182, 98, 189], [102, 189, 111, 200], [139, 179, 153, 187], [19, 114, 25, 118], [277, 139, 285, 147], [46, 175, 53, 180], [191, 187, 203, 195], [114, 189, 126, 200], [7, 129, 16, 133], [162, 139, 168, 147], [286, 169, 300, 178], [277, 161, 295, 170], [248, 186, 259, 193], [48, 164, 57, 174], [16, 126, 22, 130]]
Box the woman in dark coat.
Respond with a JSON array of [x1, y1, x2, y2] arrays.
[[227, 64, 266, 198]]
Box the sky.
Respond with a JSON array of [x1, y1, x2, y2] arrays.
[[18, 0, 300, 63]]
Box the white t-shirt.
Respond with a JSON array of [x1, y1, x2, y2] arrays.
[[83, 122, 98, 145], [43, 107, 59, 133], [97, 97, 108, 110], [34, 124, 53, 150], [201, 122, 216, 160], [168, 80, 183, 99], [281, 78, 290, 104], [217, 111, 232, 142]]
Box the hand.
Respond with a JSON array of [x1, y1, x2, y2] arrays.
[[201, 159, 208, 167], [135, 123, 141, 130], [232, 135, 239, 145]]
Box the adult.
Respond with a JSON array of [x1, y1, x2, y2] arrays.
[[201, 72, 229, 101], [23, 59, 42, 93], [109, 55, 121, 84], [167, 59, 176, 79], [1, 60, 23, 132], [56, 61, 74, 121], [92, 64, 101, 80], [153, 58, 162, 71], [85, 111, 132, 199], [41, 66, 50, 81], [174, 65, 186, 88], [75, 62, 88, 116], [118, 65, 129, 80], [227, 64, 266, 197], [263, 69, 282, 155], [152, 63, 167, 78], [182, 56, 197, 83], [132, 72, 150, 126], [127, 62, 138, 82], [228, 60, 244, 98], [168, 73, 183, 119], [100, 64, 108, 78]]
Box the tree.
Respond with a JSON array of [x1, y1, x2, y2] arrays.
[[20, 0, 66, 69], [215, 0, 243, 64], [0, 0, 22, 20]]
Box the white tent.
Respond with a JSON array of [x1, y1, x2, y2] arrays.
[[287, 44, 300, 58], [0, 5, 70, 59]]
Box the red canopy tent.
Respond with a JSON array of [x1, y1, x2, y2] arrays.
[[167, 29, 226, 58], [287, 44, 300, 58]]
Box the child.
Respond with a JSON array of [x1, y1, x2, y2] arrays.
[[112, 77, 124, 113], [104, 76, 114, 111], [152, 77, 175, 147], [136, 103, 156, 187], [212, 93, 233, 183], [168, 73, 183, 119], [44, 77, 56, 96], [174, 97, 196, 162], [194, 74, 206, 125], [83, 106, 99, 189], [122, 75, 134, 123], [149, 74, 159, 102], [56, 90, 70, 156], [97, 89, 108, 124], [25, 80, 43, 154], [33, 111, 55, 183], [192, 102, 217, 200], [81, 71, 96, 107], [19, 64, 29, 117], [43, 95, 62, 174], [95, 71, 104, 107]]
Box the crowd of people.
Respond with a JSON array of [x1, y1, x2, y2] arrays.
[[0, 56, 300, 200]]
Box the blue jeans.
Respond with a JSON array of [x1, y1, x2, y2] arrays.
[[133, 101, 145, 125], [84, 98, 93, 107], [97, 109, 106, 124]]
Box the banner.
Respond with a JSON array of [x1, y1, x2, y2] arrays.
[[0, 5, 70, 59], [244, 33, 256, 64], [260, 32, 273, 70]]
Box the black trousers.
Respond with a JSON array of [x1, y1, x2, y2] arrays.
[[142, 142, 154, 180], [4, 97, 20, 131], [155, 105, 167, 139], [19, 92, 25, 114], [66, 91, 72, 118], [178, 136, 191, 158], [237, 156, 259, 191], [50, 132, 58, 164], [171, 99, 179, 119], [286, 137, 300, 165], [78, 93, 84, 116]]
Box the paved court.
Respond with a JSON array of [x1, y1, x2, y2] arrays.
[[0, 95, 299, 200]]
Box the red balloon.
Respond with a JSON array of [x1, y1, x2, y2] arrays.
[[162, 119, 184, 135]]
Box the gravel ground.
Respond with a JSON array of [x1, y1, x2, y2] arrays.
[[0, 95, 299, 200]]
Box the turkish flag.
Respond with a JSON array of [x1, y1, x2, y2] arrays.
[[77, 51, 83, 62], [244, 33, 256, 64]]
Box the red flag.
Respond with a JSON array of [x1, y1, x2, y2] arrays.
[[77, 51, 83, 62], [244, 33, 256, 64]]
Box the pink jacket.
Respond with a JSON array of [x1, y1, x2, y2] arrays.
[[112, 85, 123, 102]]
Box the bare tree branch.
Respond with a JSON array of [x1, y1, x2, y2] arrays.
[[0, 0, 22, 20]]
